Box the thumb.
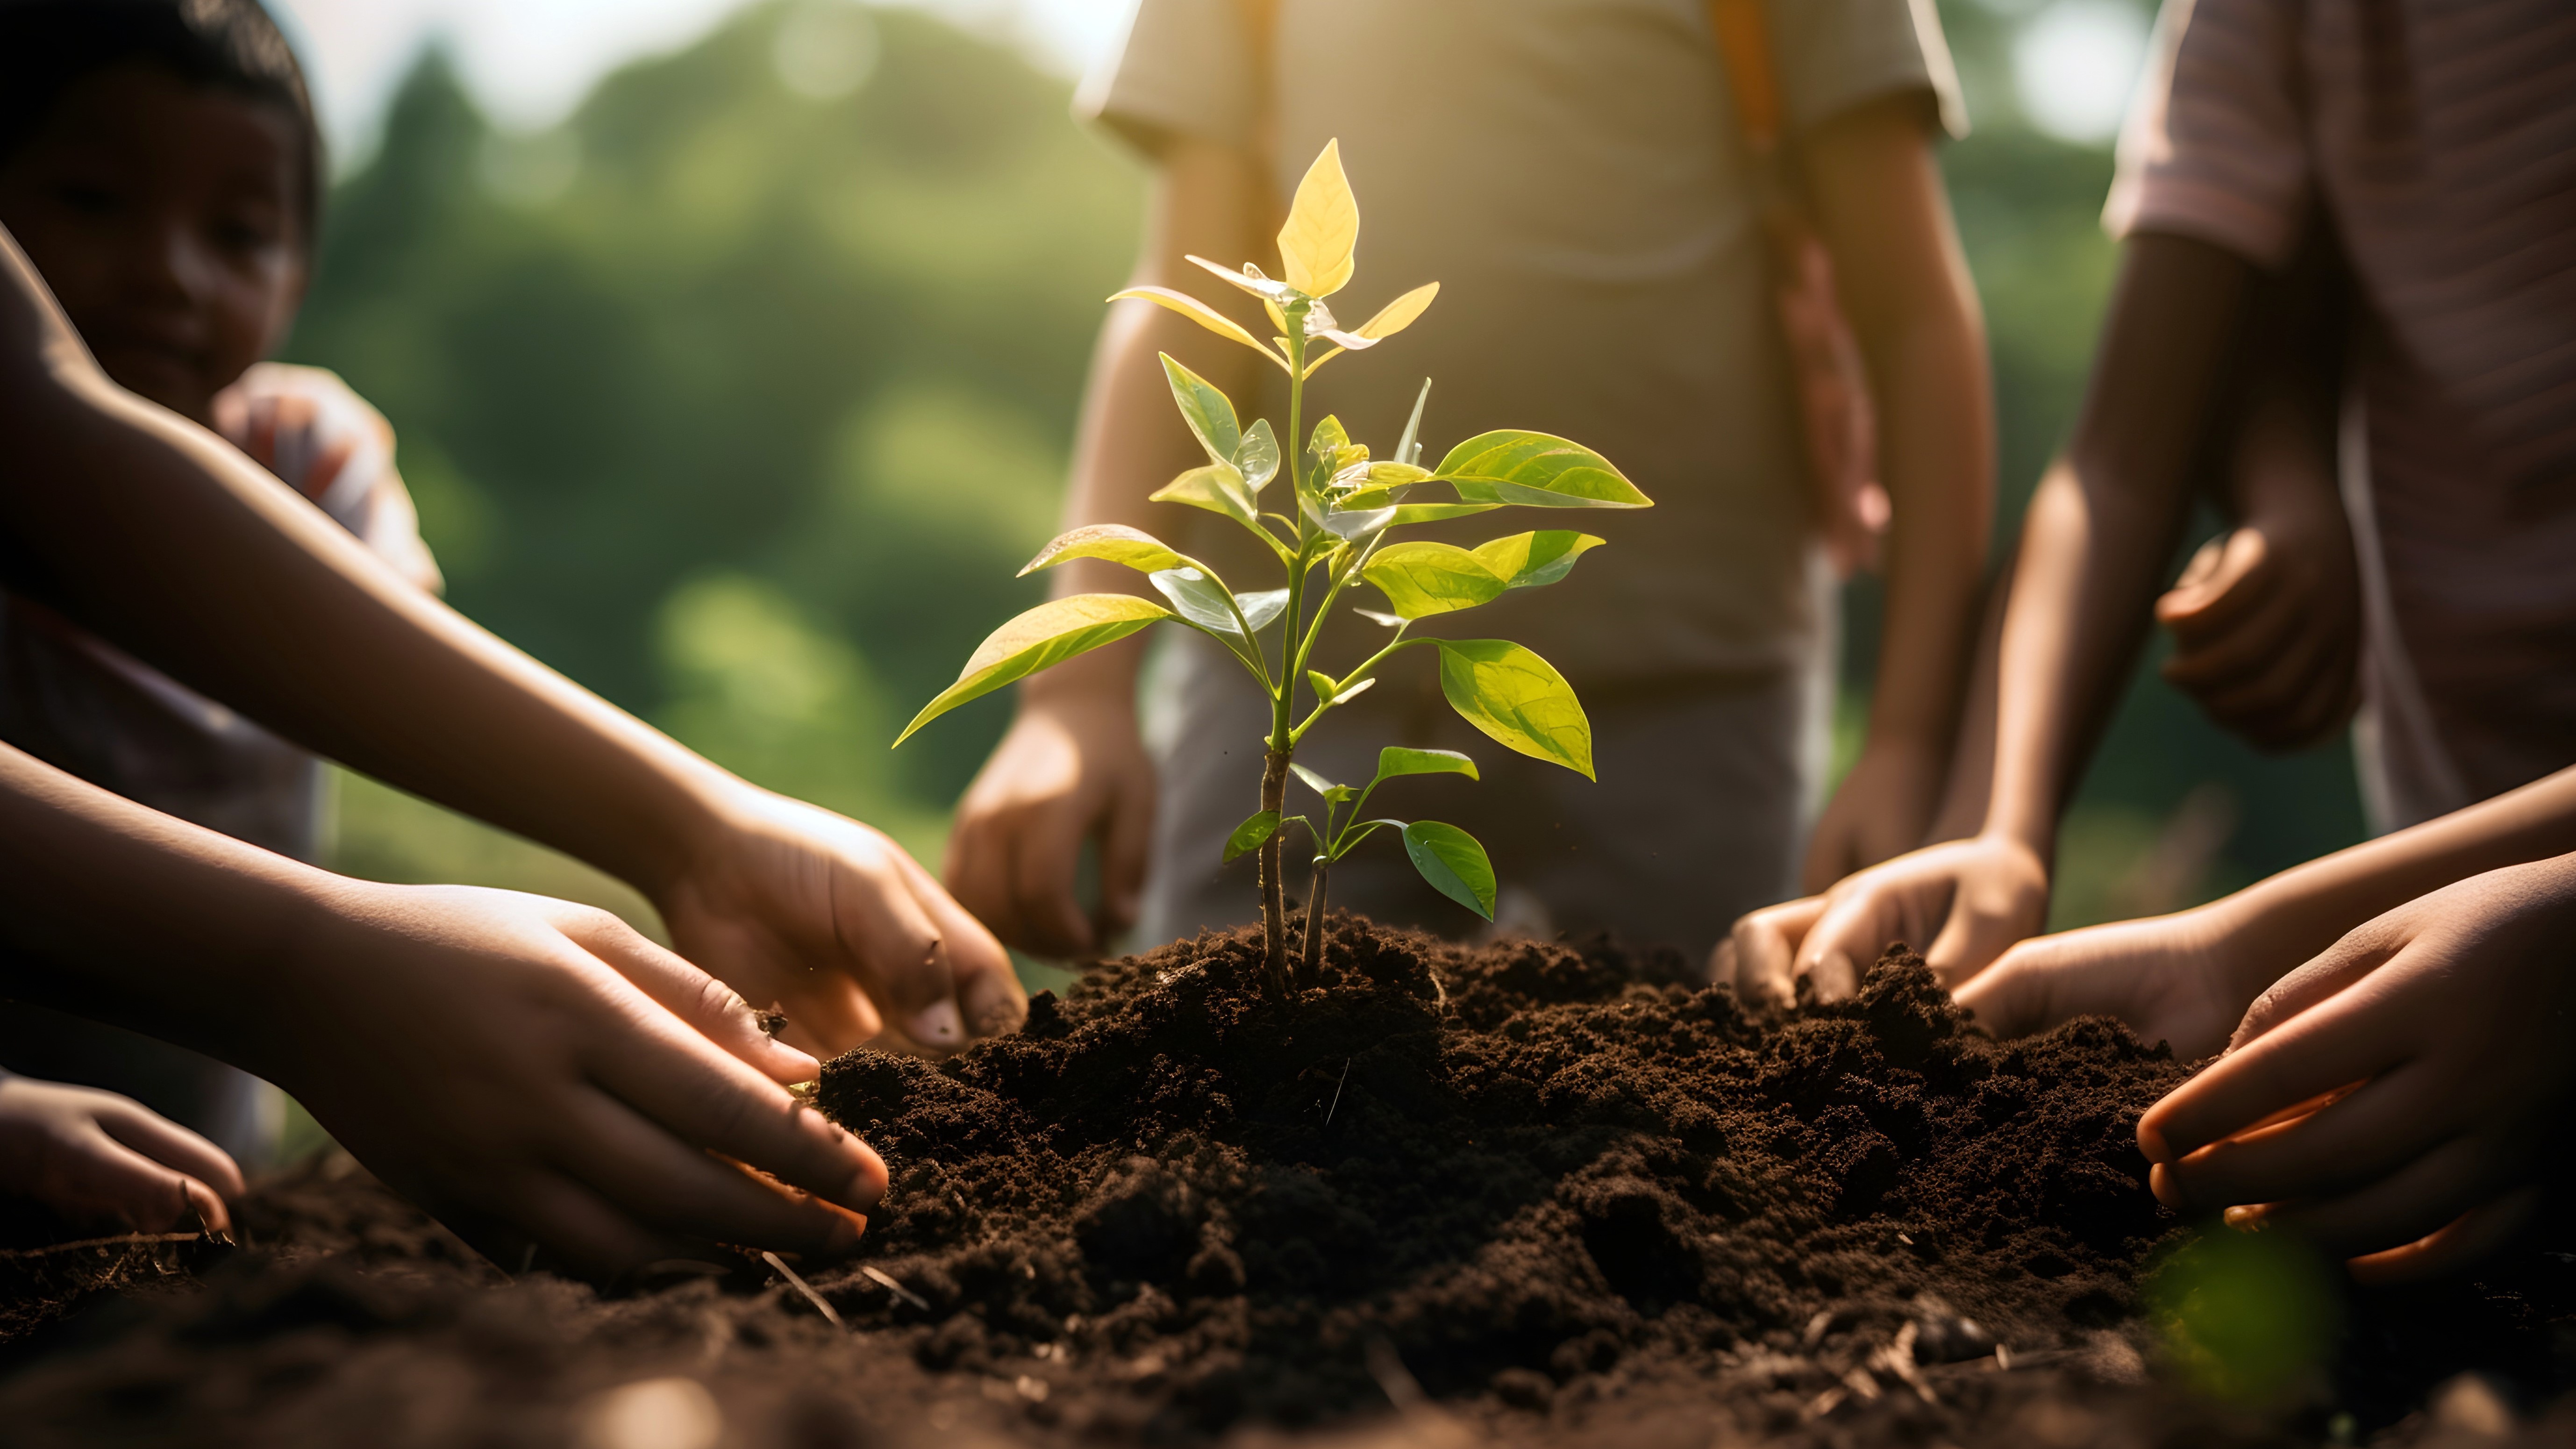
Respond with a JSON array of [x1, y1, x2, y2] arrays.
[[1952, 943, 2055, 1039]]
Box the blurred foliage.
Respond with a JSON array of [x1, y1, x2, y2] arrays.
[[293, 0, 2358, 936], [2148, 1224, 2344, 1404]]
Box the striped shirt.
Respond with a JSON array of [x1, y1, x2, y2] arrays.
[[2108, 0, 2576, 812]]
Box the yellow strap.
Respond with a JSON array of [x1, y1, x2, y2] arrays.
[[1706, 0, 1784, 155]]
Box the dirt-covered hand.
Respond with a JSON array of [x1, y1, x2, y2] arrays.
[[654, 788, 1020, 1057], [270, 882, 885, 1283], [2156, 513, 2359, 753], [2140, 855, 2576, 1282], [1725, 835, 2048, 1006], [1955, 904, 2251, 1057], [945, 691, 1157, 960], [1799, 736, 1947, 895], [0, 1074, 241, 1235]]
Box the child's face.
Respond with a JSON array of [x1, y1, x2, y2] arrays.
[[0, 60, 307, 426]]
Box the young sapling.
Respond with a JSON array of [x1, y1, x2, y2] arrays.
[[899, 140, 1650, 994]]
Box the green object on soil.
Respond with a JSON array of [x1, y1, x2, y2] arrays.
[[896, 139, 1648, 991], [2148, 1220, 2343, 1406]]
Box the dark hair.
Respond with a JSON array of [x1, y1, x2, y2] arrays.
[[0, 0, 325, 244]]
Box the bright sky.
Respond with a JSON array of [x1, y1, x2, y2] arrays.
[[265, 0, 1130, 158], [264, 0, 2151, 163]]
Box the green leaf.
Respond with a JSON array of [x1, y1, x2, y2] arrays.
[[1234, 418, 1280, 493], [1223, 810, 1281, 862], [1434, 639, 1594, 778], [1160, 353, 1242, 464], [1277, 138, 1358, 298], [1238, 587, 1290, 632], [1388, 502, 1503, 526], [1363, 542, 1509, 619], [899, 595, 1172, 745], [1306, 669, 1342, 702], [1395, 378, 1434, 466], [1355, 607, 1406, 628], [1290, 763, 1357, 803], [1355, 282, 1437, 341], [1434, 431, 1651, 509], [1470, 531, 1606, 590], [1373, 746, 1478, 784], [1151, 461, 1258, 528], [1402, 821, 1497, 920], [1019, 523, 1186, 578], [1149, 566, 1260, 671]]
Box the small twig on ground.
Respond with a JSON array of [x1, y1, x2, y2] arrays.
[[1326, 1058, 1352, 1127], [762, 1251, 845, 1328], [860, 1263, 930, 1312], [0, 1231, 200, 1260]]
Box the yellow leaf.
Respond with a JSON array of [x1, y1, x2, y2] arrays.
[[1356, 281, 1439, 340], [1277, 139, 1358, 298], [1109, 287, 1290, 373]]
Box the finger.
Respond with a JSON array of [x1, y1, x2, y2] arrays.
[[1096, 767, 1157, 942], [2346, 1186, 2542, 1285], [1922, 892, 2026, 990], [2159, 1063, 2442, 1212], [2167, 592, 2345, 731], [557, 909, 823, 1086], [1953, 938, 2082, 1040], [2265, 1135, 2514, 1263], [551, 1088, 865, 1255], [1798, 878, 1940, 1003], [585, 995, 887, 1216], [2228, 920, 2403, 1051], [1726, 897, 1824, 1009], [2155, 529, 2276, 639], [899, 848, 1024, 1039], [1009, 794, 1096, 959], [53, 1129, 227, 1233], [94, 1100, 246, 1200], [2140, 971, 2413, 1165], [828, 833, 964, 1049]]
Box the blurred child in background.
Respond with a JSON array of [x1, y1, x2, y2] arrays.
[[0, 0, 440, 1228]]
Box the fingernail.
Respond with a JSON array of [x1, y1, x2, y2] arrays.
[[907, 999, 963, 1049], [963, 975, 1028, 1037]]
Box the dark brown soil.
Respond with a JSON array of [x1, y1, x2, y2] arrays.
[[2, 920, 2573, 1448]]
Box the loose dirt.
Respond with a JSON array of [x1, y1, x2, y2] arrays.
[[2, 920, 2571, 1447]]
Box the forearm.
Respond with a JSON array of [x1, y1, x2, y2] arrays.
[[2210, 766, 2576, 990], [1858, 298, 1991, 757], [1024, 141, 1263, 707], [0, 742, 328, 1071], [0, 229, 736, 896], [1984, 236, 2256, 854]]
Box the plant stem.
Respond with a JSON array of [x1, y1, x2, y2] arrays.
[[1300, 856, 1330, 980], [1256, 746, 1292, 995]]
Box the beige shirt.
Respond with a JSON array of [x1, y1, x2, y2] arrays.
[[1082, 0, 1962, 690], [2108, 0, 2576, 816]]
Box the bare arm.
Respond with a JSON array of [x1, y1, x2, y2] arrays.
[[1798, 94, 1996, 890], [0, 740, 882, 1281], [0, 225, 1014, 1054], [944, 138, 1269, 955]]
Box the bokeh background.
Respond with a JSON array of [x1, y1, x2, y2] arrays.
[[266, 0, 2364, 952]]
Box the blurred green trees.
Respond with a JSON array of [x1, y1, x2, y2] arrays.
[[295, 0, 2360, 939]]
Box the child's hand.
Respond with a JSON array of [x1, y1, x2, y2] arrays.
[[945, 691, 1158, 959], [656, 788, 1024, 1056], [0, 1074, 241, 1235], [1954, 905, 2252, 1057], [274, 881, 885, 1283], [2155, 460, 2360, 753], [2140, 855, 2576, 1282], [1716, 833, 2049, 1006]]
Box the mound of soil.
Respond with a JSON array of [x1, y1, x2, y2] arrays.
[[816, 919, 2186, 1439], [2, 919, 2573, 1448]]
